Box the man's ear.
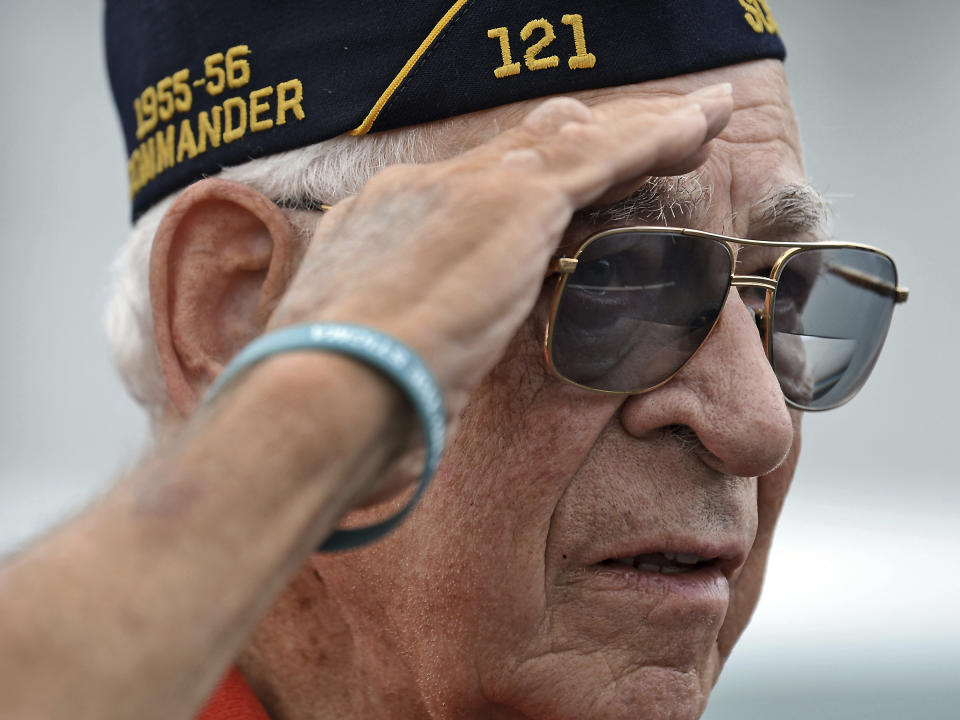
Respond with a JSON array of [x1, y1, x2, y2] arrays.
[[150, 178, 301, 417]]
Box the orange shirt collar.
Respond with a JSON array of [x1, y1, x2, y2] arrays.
[[197, 667, 271, 720]]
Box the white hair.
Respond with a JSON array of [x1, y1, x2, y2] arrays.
[[105, 124, 456, 422]]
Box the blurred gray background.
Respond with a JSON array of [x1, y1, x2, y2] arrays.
[[1, 1, 957, 718]]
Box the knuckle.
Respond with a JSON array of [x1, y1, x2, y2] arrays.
[[521, 96, 593, 135], [556, 119, 606, 147]]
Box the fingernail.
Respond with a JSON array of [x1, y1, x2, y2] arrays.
[[689, 83, 733, 100]]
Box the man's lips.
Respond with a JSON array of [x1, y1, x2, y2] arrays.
[[581, 538, 748, 581], [601, 551, 717, 575], [556, 540, 746, 612]]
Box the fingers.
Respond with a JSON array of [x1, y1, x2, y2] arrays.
[[688, 82, 736, 138], [477, 83, 733, 210]]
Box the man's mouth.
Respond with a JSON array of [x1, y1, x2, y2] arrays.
[[570, 544, 741, 609], [600, 552, 717, 575]]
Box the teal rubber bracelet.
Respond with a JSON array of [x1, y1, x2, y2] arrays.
[[204, 323, 446, 552]]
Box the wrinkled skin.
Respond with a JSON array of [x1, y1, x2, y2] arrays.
[[241, 60, 805, 720]]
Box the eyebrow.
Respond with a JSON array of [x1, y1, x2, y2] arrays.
[[747, 183, 830, 239], [581, 179, 831, 240], [583, 174, 712, 227]]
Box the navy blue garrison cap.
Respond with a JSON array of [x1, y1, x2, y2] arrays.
[[106, 0, 785, 219]]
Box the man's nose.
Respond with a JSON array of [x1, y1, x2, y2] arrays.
[[619, 292, 795, 477]]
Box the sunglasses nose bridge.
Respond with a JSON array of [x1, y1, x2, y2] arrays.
[[730, 274, 778, 292]]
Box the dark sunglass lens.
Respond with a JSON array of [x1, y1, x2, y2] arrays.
[[772, 248, 898, 410], [550, 231, 732, 392]]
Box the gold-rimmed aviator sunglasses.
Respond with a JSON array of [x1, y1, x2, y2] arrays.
[[544, 227, 908, 411]]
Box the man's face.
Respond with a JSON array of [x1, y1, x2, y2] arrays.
[[265, 60, 807, 719]]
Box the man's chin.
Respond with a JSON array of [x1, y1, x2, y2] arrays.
[[488, 658, 719, 720], [592, 666, 717, 720], [482, 600, 727, 720]]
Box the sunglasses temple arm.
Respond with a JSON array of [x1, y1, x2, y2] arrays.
[[824, 263, 909, 303]]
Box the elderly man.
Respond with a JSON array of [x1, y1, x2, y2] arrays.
[[0, 2, 907, 719]]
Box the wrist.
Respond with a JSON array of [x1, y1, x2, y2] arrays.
[[202, 324, 446, 550], [236, 350, 415, 485]]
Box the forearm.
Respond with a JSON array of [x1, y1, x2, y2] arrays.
[[0, 353, 410, 720]]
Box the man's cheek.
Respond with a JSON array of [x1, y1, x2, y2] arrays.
[[399, 329, 619, 619]]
